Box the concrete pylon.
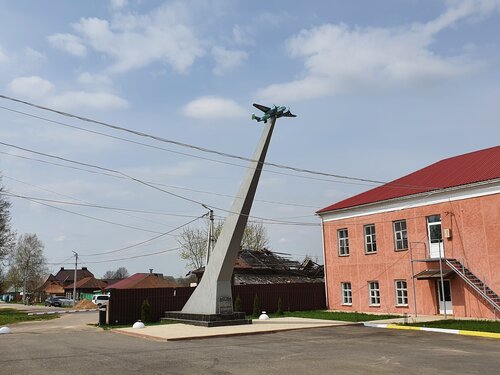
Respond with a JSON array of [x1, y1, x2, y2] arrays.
[[181, 117, 277, 314]]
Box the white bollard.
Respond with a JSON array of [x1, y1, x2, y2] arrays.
[[0, 326, 12, 334], [259, 311, 269, 320], [132, 320, 145, 329]]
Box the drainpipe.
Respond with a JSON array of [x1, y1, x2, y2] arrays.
[[409, 243, 417, 318], [320, 216, 329, 309], [438, 242, 447, 319]]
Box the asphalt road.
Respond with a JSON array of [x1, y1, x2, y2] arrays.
[[0, 313, 498, 375]]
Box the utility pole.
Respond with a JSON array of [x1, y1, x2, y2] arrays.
[[72, 251, 78, 307], [202, 204, 215, 266]]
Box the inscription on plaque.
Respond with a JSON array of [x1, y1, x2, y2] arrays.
[[219, 296, 233, 314]]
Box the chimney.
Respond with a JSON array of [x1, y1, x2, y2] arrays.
[[60, 267, 65, 270], [82, 267, 87, 271], [149, 269, 153, 274]]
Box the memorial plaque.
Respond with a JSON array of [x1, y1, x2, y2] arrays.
[[219, 296, 233, 314]]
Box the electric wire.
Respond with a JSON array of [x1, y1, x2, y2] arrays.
[[0, 94, 437, 189], [0, 141, 319, 225], [0, 105, 376, 188], [0, 151, 320, 209]]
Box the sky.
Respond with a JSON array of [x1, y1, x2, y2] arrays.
[[0, 0, 499, 278]]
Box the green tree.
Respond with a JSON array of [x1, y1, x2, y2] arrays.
[[141, 299, 152, 323], [252, 294, 261, 318]]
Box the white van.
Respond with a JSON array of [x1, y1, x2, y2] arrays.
[[91, 294, 109, 306]]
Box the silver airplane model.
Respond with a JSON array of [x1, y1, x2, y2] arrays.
[[251, 103, 296, 123]]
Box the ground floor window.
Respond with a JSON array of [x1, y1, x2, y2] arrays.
[[341, 282, 352, 305], [395, 280, 408, 306], [368, 281, 380, 306]]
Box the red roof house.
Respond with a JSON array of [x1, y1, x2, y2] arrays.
[[317, 146, 500, 319], [105, 273, 179, 290]]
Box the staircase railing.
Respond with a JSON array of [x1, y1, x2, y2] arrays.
[[445, 259, 500, 314]]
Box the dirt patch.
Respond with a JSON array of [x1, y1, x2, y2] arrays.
[[74, 299, 96, 309]]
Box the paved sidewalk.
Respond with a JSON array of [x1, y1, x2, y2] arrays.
[[113, 317, 357, 341]]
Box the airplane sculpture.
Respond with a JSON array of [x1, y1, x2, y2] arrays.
[[251, 103, 296, 123]]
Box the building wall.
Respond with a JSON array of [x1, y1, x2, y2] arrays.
[[321, 193, 499, 318]]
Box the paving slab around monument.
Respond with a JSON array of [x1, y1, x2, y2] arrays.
[[113, 317, 358, 341]]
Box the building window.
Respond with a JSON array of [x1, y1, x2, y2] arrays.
[[341, 282, 352, 305], [393, 220, 408, 250], [368, 281, 380, 306], [364, 224, 377, 253], [338, 229, 349, 256], [395, 280, 408, 306]]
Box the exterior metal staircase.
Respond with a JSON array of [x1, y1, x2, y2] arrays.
[[445, 258, 500, 315]]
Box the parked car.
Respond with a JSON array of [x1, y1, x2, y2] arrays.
[[92, 295, 109, 306], [45, 296, 63, 307]]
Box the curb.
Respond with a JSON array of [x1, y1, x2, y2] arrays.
[[112, 322, 362, 342], [28, 309, 98, 316], [363, 322, 500, 339]]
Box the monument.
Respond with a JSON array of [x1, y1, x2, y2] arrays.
[[164, 104, 296, 326]]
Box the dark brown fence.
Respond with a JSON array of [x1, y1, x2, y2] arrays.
[[108, 283, 326, 325]]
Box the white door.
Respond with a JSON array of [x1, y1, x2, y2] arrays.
[[437, 280, 453, 314], [427, 215, 443, 258]]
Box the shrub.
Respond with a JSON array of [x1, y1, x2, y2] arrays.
[[276, 297, 284, 315], [141, 299, 151, 323], [234, 294, 242, 312], [252, 294, 261, 318]]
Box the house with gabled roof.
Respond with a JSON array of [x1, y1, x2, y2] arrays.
[[317, 146, 499, 319], [104, 272, 179, 290], [64, 277, 108, 300], [54, 267, 94, 287]]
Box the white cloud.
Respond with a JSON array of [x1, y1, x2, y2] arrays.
[[25, 47, 46, 62], [211, 46, 248, 75], [8, 76, 55, 100], [0, 46, 9, 63], [46, 91, 128, 111], [257, 0, 499, 103], [182, 96, 247, 120], [66, 3, 204, 74], [7, 75, 127, 111], [110, 0, 127, 10], [47, 33, 87, 57], [77, 72, 112, 87]]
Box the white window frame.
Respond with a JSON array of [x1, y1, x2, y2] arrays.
[[338, 228, 349, 256], [364, 224, 377, 254], [341, 282, 352, 305], [395, 280, 408, 306], [368, 281, 380, 306], [393, 220, 408, 251]]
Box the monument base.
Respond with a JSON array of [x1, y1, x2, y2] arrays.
[[163, 311, 252, 327]]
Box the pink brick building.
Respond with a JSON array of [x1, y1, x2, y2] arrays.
[[317, 146, 500, 319]]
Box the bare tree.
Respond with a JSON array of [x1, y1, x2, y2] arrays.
[[178, 220, 270, 270], [7, 233, 47, 302], [178, 226, 207, 270], [0, 177, 16, 273], [102, 266, 129, 279]]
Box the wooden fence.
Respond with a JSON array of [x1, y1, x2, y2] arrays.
[[108, 283, 326, 325]]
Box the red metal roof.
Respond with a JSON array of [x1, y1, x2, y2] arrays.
[[318, 146, 500, 214], [104, 273, 178, 290]]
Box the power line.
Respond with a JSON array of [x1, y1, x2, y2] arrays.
[[4, 192, 167, 234], [0, 151, 320, 209], [0, 94, 436, 189], [0, 141, 320, 225], [2, 174, 193, 227], [0, 105, 371, 187], [80, 215, 203, 257]]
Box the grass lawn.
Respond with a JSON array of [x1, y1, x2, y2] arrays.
[[0, 308, 59, 325], [263, 310, 401, 322], [403, 319, 500, 333]]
